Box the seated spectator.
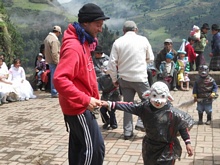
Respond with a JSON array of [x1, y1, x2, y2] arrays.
[[176, 40, 190, 91], [0, 58, 18, 102], [159, 52, 176, 90], [8, 59, 36, 101], [0, 92, 7, 105], [35, 53, 47, 90], [155, 38, 178, 91]]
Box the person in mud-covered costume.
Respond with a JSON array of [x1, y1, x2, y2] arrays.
[[102, 81, 194, 165]]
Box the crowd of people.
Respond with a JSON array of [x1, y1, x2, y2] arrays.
[[1, 2, 219, 165]]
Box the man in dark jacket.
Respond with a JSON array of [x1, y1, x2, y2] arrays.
[[155, 39, 178, 91]]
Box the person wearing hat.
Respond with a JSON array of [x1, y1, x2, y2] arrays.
[[155, 38, 178, 91], [194, 23, 210, 71], [175, 39, 190, 91], [44, 25, 62, 97], [209, 24, 220, 71], [53, 3, 109, 165], [35, 53, 46, 89], [92, 45, 109, 79], [159, 52, 176, 89], [107, 20, 154, 140]]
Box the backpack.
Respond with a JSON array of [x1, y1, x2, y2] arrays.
[[97, 74, 115, 93]]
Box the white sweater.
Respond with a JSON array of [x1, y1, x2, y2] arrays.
[[107, 31, 154, 82]]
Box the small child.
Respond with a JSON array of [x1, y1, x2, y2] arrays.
[[193, 65, 218, 125], [35, 53, 46, 87], [190, 25, 201, 41], [176, 40, 190, 91], [102, 81, 194, 165], [98, 61, 121, 129], [159, 52, 176, 89], [185, 36, 198, 71]]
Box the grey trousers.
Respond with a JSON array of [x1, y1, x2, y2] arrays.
[[118, 78, 150, 136]]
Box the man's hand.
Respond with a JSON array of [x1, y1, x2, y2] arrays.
[[87, 97, 101, 111], [186, 144, 193, 157], [209, 53, 213, 57]]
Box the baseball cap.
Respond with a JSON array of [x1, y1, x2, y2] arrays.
[[53, 26, 62, 34], [164, 38, 173, 43]]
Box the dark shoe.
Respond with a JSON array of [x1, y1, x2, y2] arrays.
[[102, 123, 109, 129], [205, 120, 211, 125], [36, 81, 42, 86], [110, 125, 118, 129], [205, 112, 212, 125], [124, 133, 133, 140], [51, 95, 58, 98], [198, 121, 203, 125], [198, 113, 203, 125], [135, 125, 145, 132]]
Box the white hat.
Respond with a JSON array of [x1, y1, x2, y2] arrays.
[[164, 38, 173, 43], [53, 25, 62, 34], [177, 39, 186, 54]]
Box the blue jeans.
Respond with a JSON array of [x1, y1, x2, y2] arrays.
[[37, 70, 43, 80], [49, 64, 58, 96]]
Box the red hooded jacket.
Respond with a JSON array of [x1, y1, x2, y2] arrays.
[[53, 24, 99, 115]]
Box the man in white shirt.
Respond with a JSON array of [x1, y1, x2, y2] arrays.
[[107, 20, 154, 140]]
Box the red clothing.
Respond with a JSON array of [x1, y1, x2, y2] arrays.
[[53, 24, 99, 115], [185, 43, 197, 62]]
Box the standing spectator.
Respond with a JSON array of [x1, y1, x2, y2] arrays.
[[44, 25, 62, 97], [194, 23, 210, 70], [92, 45, 109, 90], [176, 39, 190, 91], [185, 36, 197, 71], [53, 3, 109, 165], [107, 20, 154, 140], [209, 24, 220, 71], [155, 39, 178, 91]]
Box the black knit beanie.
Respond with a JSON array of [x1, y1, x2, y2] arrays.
[[78, 3, 110, 23]]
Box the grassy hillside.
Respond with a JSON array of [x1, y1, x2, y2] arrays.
[[2, 0, 220, 67]]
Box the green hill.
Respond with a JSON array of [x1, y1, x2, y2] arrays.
[[2, 0, 219, 67]]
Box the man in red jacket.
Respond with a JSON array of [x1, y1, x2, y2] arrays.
[[53, 3, 109, 165]]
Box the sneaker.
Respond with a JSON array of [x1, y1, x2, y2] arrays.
[[41, 87, 45, 91], [198, 121, 203, 125], [135, 125, 145, 132], [25, 98, 29, 101], [102, 123, 109, 129], [51, 95, 59, 98], [173, 87, 178, 91], [110, 125, 118, 129], [124, 133, 134, 140], [205, 120, 211, 125]]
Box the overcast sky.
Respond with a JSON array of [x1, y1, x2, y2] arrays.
[[57, 0, 72, 4]]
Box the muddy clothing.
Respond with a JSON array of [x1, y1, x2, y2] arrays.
[[110, 101, 193, 165]]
